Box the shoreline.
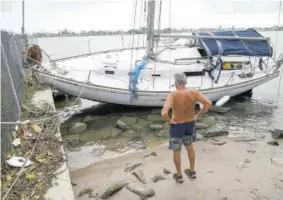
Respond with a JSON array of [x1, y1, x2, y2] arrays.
[[70, 135, 283, 200]]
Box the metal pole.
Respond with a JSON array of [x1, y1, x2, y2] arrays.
[[146, 0, 156, 58]]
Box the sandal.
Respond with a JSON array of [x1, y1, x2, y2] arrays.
[[173, 173, 184, 183], [184, 169, 196, 179]]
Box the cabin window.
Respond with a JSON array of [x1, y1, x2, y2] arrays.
[[197, 48, 207, 57], [105, 70, 114, 75], [152, 74, 161, 77], [184, 71, 205, 76]]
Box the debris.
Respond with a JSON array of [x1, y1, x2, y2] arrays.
[[124, 163, 142, 173], [235, 178, 241, 183], [147, 114, 162, 122], [71, 181, 77, 186], [149, 124, 163, 130], [200, 116, 216, 126], [100, 181, 128, 199], [116, 120, 130, 130], [152, 175, 166, 183], [118, 117, 137, 125], [269, 129, 283, 139], [244, 158, 251, 164], [78, 187, 93, 197], [211, 140, 226, 146], [132, 169, 146, 184], [144, 152, 157, 158], [12, 138, 21, 147], [30, 124, 42, 133], [6, 157, 32, 168], [206, 170, 215, 173], [209, 106, 231, 114], [163, 168, 172, 174], [267, 141, 279, 146], [203, 127, 229, 138], [156, 131, 167, 137], [236, 162, 248, 169], [126, 183, 156, 199], [12, 131, 17, 139], [247, 150, 256, 154]]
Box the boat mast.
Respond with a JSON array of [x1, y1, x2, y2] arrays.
[[21, 0, 25, 35], [146, 0, 156, 59]]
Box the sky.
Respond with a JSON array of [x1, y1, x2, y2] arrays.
[[1, 0, 282, 34]]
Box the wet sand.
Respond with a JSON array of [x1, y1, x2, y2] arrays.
[[71, 135, 283, 200]]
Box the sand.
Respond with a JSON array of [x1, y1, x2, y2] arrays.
[[70, 135, 283, 200]]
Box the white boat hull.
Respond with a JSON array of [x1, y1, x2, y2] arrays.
[[37, 70, 280, 107]]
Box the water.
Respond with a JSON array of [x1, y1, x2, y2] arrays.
[[36, 31, 283, 171]]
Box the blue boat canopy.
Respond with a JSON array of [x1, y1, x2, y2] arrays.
[[193, 29, 273, 57]]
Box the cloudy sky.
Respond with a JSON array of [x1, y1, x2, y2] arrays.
[[1, 0, 282, 34]]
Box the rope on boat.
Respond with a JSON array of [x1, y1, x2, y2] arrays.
[[274, 0, 282, 59]]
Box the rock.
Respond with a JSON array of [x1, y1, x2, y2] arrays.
[[69, 122, 87, 133], [126, 183, 156, 199], [156, 130, 167, 137], [83, 115, 106, 123], [78, 187, 93, 197], [271, 157, 283, 166], [236, 162, 248, 169], [100, 181, 128, 199], [163, 168, 172, 174], [196, 133, 204, 140], [195, 123, 210, 130], [152, 175, 166, 183], [203, 127, 228, 138], [132, 169, 146, 184], [210, 106, 231, 114], [247, 150, 256, 154], [123, 130, 141, 140], [124, 163, 143, 173], [211, 140, 226, 146], [144, 152, 157, 158], [149, 124, 163, 130], [270, 129, 283, 139], [119, 117, 137, 125], [229, 135, 256, 142], [267, 140, 279, 146], [147, 114, 162, 122], [116, 120, 130, 130], [201, 116, 216, 126], [132, 125, 143, 132]]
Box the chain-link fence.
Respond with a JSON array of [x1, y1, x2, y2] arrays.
[[1, 30, 30, 164]]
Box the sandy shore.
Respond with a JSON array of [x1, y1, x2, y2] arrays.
[[70, 134, 283, 200]]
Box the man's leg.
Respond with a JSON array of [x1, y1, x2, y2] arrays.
[[169, 137, 183, 183], [173, 151, 182, 176], [185, 144, 195, 172], [183, 136, 197, 178]]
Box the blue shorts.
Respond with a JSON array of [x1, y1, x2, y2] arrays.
[[168, 121, 196, 152]]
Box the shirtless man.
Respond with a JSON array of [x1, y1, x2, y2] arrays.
[[161, 73, 212, 183]]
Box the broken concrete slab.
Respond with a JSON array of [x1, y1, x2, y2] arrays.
[[70, 122, 87, 133], [149, 124, 163, 130], [100, 181, 128, 199], [229, 135, 256, 142], [195, 123, 210, 130], [124, 163, 142, 173], [152, 175, 166, 183], [116, 120, 130, 130], [211, 140, 227, 146], [203, 127, 229, 138], [126, 183, 156, 199], [132, 169, 146, 184]]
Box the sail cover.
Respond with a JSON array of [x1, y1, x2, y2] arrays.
[[193, 29, 273, 57]]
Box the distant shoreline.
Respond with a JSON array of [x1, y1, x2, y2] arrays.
[[31, 29, 282, 39]]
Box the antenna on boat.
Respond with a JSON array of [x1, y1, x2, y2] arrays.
[[146, 0, 156, 59], [21, 0, 25, 35]]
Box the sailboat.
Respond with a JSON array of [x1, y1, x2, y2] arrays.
[[35, 0, 283, 107]]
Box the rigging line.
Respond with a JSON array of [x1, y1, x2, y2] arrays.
[[152, 0, 163, 90], [169, 0, 172, 89], [274, 0, 282, 59], [136, 1, 144, 61], [128, 0, 138, 90], [142, 0, 147, 47]]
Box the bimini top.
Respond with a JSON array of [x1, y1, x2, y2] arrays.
[[193, 29, 273, 57]]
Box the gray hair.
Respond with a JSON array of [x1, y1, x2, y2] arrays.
[[174, 73, 187, 86]]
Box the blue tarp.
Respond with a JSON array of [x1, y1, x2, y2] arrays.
[[193, 29, 273, 57]]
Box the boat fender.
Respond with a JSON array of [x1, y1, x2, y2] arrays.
[[223, 63, 232, 70], [215, 95, 230, 107]]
